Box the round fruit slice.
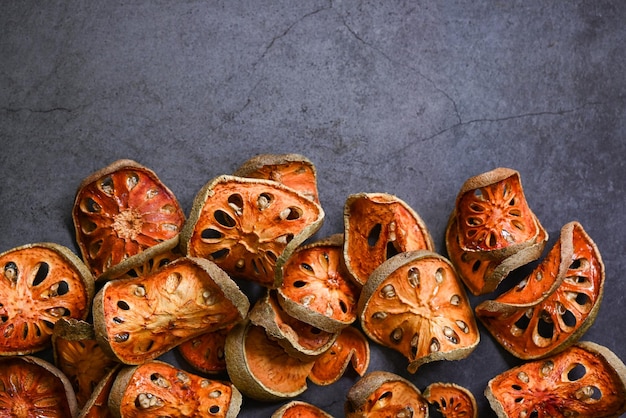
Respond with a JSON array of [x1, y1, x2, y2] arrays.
[[52, 318, 118, 408], [78, 365, 122, 418], [277, 234, 360, 333], [181, 175, 325, 288], [271, 400, 334, 418], [343, 192, 435, 286], [358, 250, 479, 373], [309, 325, 370, 386], [345, 370, 429, 418], [93, 256, 249, 364], [233, 153, 320, 204], [109, 360, 242, 418], [476, 222, 604, 360], [177, 326, 231, 375], [0, 355, 79, 417], [0, 242, 95, 355], [485, 341, 626, 418], [423, 382, 477, 418], [72, 159, 186, 278], [225, 320, 315, 402], [249, 290, 338, 360]]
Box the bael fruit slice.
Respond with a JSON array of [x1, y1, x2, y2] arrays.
[[177, 326, 232, 375], [0, 242, 95, 355], [343, 192, 435, 286], [93, 256, 249, 364], [309, 325, 370, 386], [225, 319, 315, 402], [345, 370, 429, 418], [277, 234, 360, 333], [485, 341, 626, 418], [475, 221, 605, 360], [233, 153, 321, 204], [52, 317, 118, 408], [0, 355, 79, 417], [78, 364, 122, 418], [423, 382, 477, 418], [358, 251, 479, 373], [72, 159, 186, 278], [271, 400, 334, 418], [109, 360, 242, 418], [181, 175, 325, 288]]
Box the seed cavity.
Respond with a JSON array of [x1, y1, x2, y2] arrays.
[[380, 284, 396, 299], [126, 173, 139, 190], [176, 371, 191, 386], [455, 319, 469, 333], [407, 267, 420, 288], [540, 360, 554, 377], [434, 267, 444, 284], [450, 294, 461, 306], [257, 193, 273, 211], [100, 177, 114, 195], [165, 272, 182, 294], [429, 338, 440, 352], [279, 207, 302, 220], [134, 285, 147, 297], [517, 371, 529, 383], [443, 326, 459, 344], [135, 393, 163, 409], [203, 289, 217, 305], [150, 373, 171, 388], [114, 332, 130, 343], [300, 295, 314, 307], [372, 312, 387, 320], [4, 262, 18, 283], [390, 327, 403, 343]]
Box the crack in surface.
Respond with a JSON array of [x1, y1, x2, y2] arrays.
[[2, 106, 73, 114]]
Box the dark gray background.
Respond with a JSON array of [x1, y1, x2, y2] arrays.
[[1, 1, 624, 416]]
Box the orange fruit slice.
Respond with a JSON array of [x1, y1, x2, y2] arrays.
[[271, 400, 333, 418], [78, 365, 121, 418], [177, 326, 231, 375], [423, 382, 477, 418]]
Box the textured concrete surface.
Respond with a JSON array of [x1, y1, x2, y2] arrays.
[[1, 1, 625, 416]]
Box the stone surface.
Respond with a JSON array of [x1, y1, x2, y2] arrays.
[[1, 1, 624, 416]]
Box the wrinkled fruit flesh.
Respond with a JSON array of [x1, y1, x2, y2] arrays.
[[476, 222, 604, 359], [109, 360, 241, 418], [72, 159, 186, 278], [0, 242, 94, 355], [358, 250, 479, 373], [78, 365, 121, 418], [93, 256, 249, 364], [343, 192, 435, 286], [0, 355, 78, 418], [271, 400, 333, 418], [485, 341, 626, 418], [182, 175, 324, 288], [278, 235, 360, 333], [423, 382, 477, 418], [177, 326, 231, 375], [345, 370, 429, 418]]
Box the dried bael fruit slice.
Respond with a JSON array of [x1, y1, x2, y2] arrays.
[[225, 320, 315, 402], [78, 365, 122, 418], [309, 325, 370, 386], [0, 355, 79, 417], [277, 234, 360, 333], [0, 242, 95, 355], [177, 326, 231, 375], [52, 318, 118, 408], [181, 175, 325, 289], [233, 153, 320, 204], [345, 370, 429, 418], [358, 251, 479, 373], [272, 400, 334, 418], [423, 382, 477, 418], [93, 256, 249, 364], [475, 221, 605, 360], [249, 290, 338, 360], [72, 159, 186, 278], [343, 192, 435, 286], [485, 341, 626, 418], [109, 360, 242, 418]]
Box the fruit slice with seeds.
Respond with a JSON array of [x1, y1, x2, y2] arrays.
[[93, 256, 249, 364], [358, 251, 479, 373], [0, 242, 94, 355], [343, 192, 434, 286], [181, 175, 324, 289], [485, 341, 626, 418], [475, 221, 604, 360], [72, 159, 185, 278], [423, 382, 477, 418], [177, 326, 231, 375], [271, 400, 334, 418]]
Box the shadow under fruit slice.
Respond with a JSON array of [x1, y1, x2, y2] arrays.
[[0, 355, 79, 418], [485, 341, 626, 418], [343, 192, 435, 286], [0, 242, 95, 355], [72, 159, 186, 278], [358, 250, 479, 373], [345, 370, 429, 418], [109, 360, 242, 418], [181, 175, 325, 289], [271, 400, 334, 418], [423, 382, 477, 418], [93, 256, 249, 364], [225, 320, 315, 402], [475, 222, 604, 360]]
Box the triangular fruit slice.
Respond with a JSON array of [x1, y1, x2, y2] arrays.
[[476, 222, 604, 360], [485, 341, 626, 418], [181, 175, 324, 288], [93, 256, 249, 364], [343, 192, 434, 286], [423, 382, 477, 418], [358, 250, 479, 373], [177, 326, 231, 375], [72, 159, 185, 278]]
